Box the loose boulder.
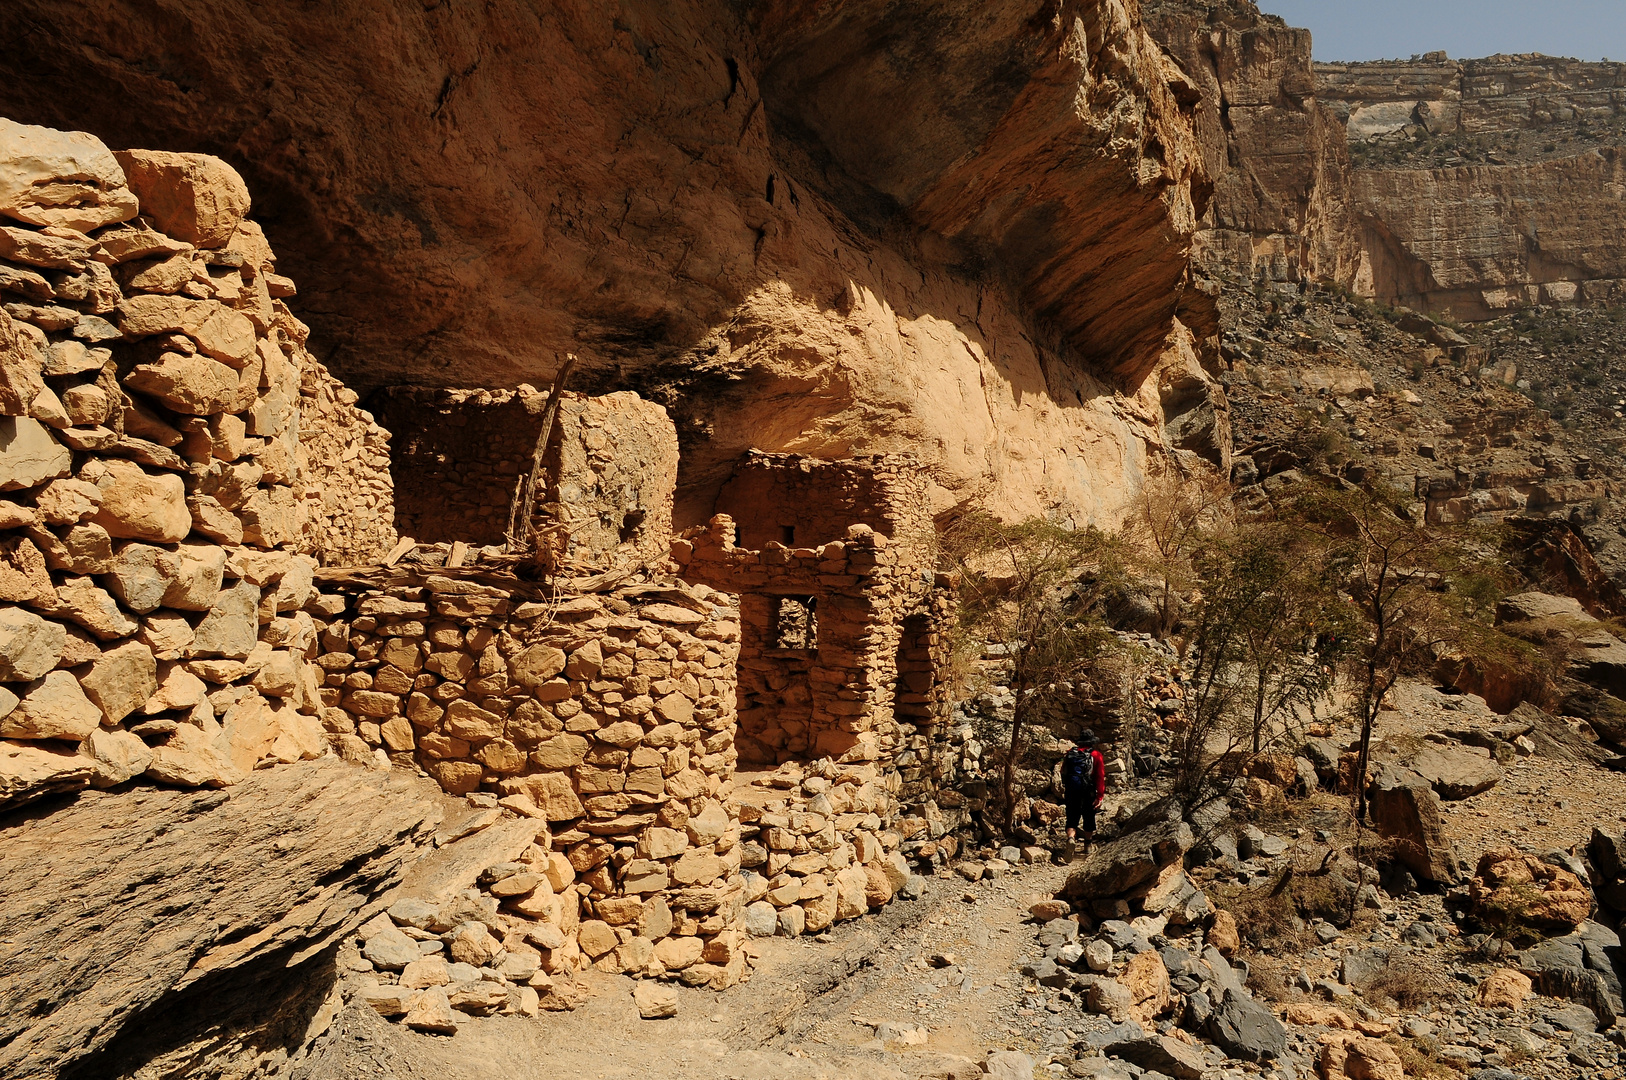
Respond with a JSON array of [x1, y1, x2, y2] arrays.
[[1366, 764, 1458, 884]]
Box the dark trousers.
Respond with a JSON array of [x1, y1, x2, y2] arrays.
[[1065, 789, 1097, 834]]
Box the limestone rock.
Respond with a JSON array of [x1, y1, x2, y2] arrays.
[[983, 1051, 1036, 1080], [124, 350, 240, 414], [1062, 810, 1193, 900], [79, 640, 158, 725], [1408, 741, 1503, 800], [162, 541, 227, 611], [0, 307, 45, 417], [79, 726, 154, 788], [50, 576, 140, 639], [1120, 949, 1171, 1027], [190, 578, 260, 659], [0, 758, 438, 1071], [0, 415, 71, 490], [0, 605, 65, 681], [1, 669, 100, 740], [1208, 909, 1241, 956], [104, 541, 178, 613], [33, 478, 101, 524], [0, 118, 138, 232], [91, 460, 190, 542], [146, 721, 238, 788], [1102, 1035, 1205, 1080], [114, 150, 251, 249], [0, 737, 93, 809], [1367, 763, 1458, 884], [1205, 986, 1287, 1063]]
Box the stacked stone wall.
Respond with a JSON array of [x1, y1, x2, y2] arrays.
[[292, 331, 396, 565], [0, 121, 393, 808], [374, 387, 675, 568]]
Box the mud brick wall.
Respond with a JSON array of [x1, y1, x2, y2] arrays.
[[0, 121, 396, 809], [374, 387, 676, 567], [314, 571, 759, 985]]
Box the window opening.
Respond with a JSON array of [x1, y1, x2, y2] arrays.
[[770, 595, 817, 649], [780, 524, 796, 545]]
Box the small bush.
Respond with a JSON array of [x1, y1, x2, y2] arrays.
[[1358, 960, 1450, 1010]]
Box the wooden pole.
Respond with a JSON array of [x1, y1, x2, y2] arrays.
[[506, 354, 577, 554]]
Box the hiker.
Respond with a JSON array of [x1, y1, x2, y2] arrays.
[[1061, 730, 1106, 863]]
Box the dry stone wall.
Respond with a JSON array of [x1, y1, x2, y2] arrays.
[[375, 386, 674, 567], [0, 119, 391, 810]]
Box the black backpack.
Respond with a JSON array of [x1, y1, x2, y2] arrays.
[[1062, 746, 1096, 791]]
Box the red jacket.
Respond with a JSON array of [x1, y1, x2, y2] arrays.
[[1066, 746, 1106, 805]]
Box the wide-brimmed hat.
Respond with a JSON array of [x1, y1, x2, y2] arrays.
[[1077, 729, 1098, 746]]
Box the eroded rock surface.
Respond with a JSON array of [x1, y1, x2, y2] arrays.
[[0, 758, 441, 1079]]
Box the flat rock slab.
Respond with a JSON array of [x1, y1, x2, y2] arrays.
[[1404, 742, 1503, 800], [0, 758, 442, 1078], [397, 815, 542, 906]]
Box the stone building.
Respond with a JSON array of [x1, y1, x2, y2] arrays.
[[673, 453, 954, 773]]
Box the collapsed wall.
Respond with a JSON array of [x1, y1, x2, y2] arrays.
[[374, 386, 675, 568], [0, 119, 394, 810]]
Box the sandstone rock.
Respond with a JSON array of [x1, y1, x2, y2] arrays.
[[0, 118, 138, 231], [125, 350, 240, 414], [633, 981, 678, 1019], [1367, 763, 1458, 884], [30, 522, 113, 575], [0, 737, 92, 808], [1464, 847, 1591, 938], [26, 383, 69, 428], [79, 726, 154, 788], [1409, 741, 1503, 800], [0, 308, 45, 417], [357, 983, 411, 1017], [190, 578, 259, 658], [33, 478, 101, 524], [686, 798, 729, 845], [402, 986, 459, 1034], [79, 640, 158, 724], [1121, 949, 1171, 1027], [1496, 591, 1591, 624], [0, 605, 65, 680], [1087, 976, 1133, 1022], [0, 415, 71, 490], [744, 900, 778, 937], [1319, 1032, 1404, 1080], [1477, 968, 1533, 1009], [91, 460, 189, 542], [50, 576, 140, 639], [187, 494, 243, 544], [1, 669, 102, 741], [510, 644, 566, 689], [114, 150, 251, 249]]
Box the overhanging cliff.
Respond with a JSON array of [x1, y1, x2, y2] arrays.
[[0, 0, 1217, 525]]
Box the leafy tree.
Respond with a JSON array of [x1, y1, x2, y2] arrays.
[[942, 514, 1120, 833], [1174, 520, 1353, 810]]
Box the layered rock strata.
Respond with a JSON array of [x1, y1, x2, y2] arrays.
[[0, 120, 394, 810], [0, 0, 1216, 527], [1144, 0, 1364, 289]]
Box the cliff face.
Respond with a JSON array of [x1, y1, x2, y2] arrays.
[[1143, 0, 1364, 290], [1316, 55, 1626, 319], [0, 0, 1215, 526]]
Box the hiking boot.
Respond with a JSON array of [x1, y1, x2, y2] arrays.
[[1062, 840, 1075, 864]]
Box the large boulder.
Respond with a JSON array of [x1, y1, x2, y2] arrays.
[[1496, 592, 1593, 624], [1408, 741, 1503, 800], [112, 150, 250, 249], [1366, 764, 1458, 884], [1062, 806, 1193, 901], [0, 118, 139, 232], [1205, 986, 1287, 1062], [1320, 1033, 1404, 1080], [1101, 1035, 1204, 1080], [1462, 847, 1591, 941]]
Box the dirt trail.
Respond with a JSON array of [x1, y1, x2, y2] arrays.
[[296, 863, 1074, 1080]]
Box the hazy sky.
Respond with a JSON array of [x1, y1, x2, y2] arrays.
[[1255, 1, 1626, 62]]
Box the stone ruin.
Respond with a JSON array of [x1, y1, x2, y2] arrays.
[[0, 119, 960, 1019]]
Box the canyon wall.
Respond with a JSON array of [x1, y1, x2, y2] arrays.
[[0, 0, 1220, 528], [1144, 0, 1365, 290], [1144, 4, 1626, 322]]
